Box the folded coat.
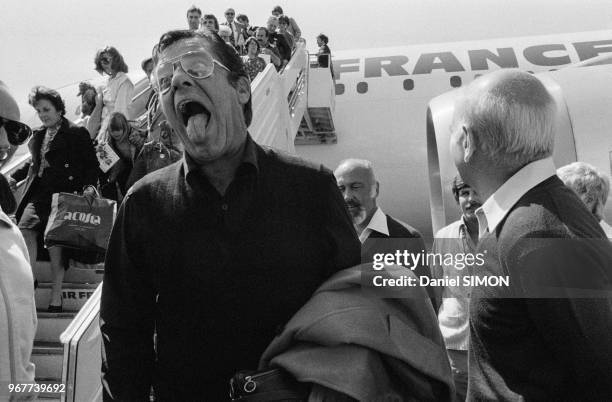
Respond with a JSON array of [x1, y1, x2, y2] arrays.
[[259, 264, 454, 402]]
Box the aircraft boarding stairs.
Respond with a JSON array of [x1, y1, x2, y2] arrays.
[[31, 261, 103, 401], [2, 41, 336, 401]]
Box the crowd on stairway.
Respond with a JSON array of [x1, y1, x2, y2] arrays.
[[0, 4, 337, 400], [2, 3, 334, 312]]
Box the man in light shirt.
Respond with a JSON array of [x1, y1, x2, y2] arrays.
[[557, 161, 612, 238], [220, 8, 246, 51], [334, 159, 434, 305], [451, 69, 612, 400], [431, 175, 482, 401]]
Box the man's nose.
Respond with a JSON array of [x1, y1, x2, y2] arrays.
[[0, 127, 10, 149], [170, 63, 194, 91], [342, 189, 354, 201]]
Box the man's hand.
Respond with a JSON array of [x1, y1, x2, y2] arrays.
[[83, 185, 97, 198], [262, 48, 280, 67]]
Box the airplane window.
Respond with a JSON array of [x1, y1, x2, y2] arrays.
[[450, 76, 462, 88], [357, 82, 368, 94], [335, 83, 345, 95], [403, 79, 414, 91]]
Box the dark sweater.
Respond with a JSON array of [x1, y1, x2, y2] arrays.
[[361, 214, 435, 305], [100, 138, 361, 401], [469, 176, 612, 401]]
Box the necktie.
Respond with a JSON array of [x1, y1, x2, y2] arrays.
[[229, 23, 235, 45]]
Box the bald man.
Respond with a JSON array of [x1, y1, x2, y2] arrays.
[[334, 159, 435, 305], [451, 70, 612, 400]]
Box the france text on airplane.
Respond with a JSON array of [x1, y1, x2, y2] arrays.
[[334, 39, 612, 78]]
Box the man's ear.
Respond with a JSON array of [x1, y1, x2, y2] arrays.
[[235, 76, 251, 105], [462, 126, 476, 163], [593, 200, 605, 221]]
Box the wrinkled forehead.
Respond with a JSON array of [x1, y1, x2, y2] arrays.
[[156, 37, 215, 64]]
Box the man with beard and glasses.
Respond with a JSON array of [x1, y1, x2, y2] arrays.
[[430, 175, 482, 401], [333, 159, 434, 305], [100, 30, 360, 401]]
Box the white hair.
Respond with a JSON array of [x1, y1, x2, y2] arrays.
[[557, 161, 610, 218], [455, 70, 557, 169], [218, 25, 232, 37]]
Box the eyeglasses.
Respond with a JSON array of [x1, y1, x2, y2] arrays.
[[100, 57, 112, 65], [153, 50, 230, 94], [225, 12, 234, 16], [0, 117, 32, 145]]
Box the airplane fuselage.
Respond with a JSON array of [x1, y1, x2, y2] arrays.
[[297, 31, 612, 238]]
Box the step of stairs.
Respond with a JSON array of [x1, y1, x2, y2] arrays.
[[32, 342, 63, 380], [34, 377, 66, 400], [31, 258, 103, 400], [296, 107, 336, 145], [35, 282, 99, 312], [36, 310, 77, 343], [34, 261, 104, 284]]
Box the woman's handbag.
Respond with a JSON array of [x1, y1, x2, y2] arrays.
[[229, 368, 309, 401], [43, 188, 117, 253]]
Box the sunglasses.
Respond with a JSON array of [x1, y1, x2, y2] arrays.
[[153, 50, 230, 94], [0, 116, 32, 145]]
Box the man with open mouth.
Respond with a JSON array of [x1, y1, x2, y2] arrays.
[[100, 29, 361, 401]]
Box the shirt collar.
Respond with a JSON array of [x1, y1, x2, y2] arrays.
[[368, 207, 389, 236], [183, 133, 259, 178], [476, 157, 556, 236], [359, 207, 389, 242]]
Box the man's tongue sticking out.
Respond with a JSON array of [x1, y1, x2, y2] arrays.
[[187, 113, 208, 140]]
